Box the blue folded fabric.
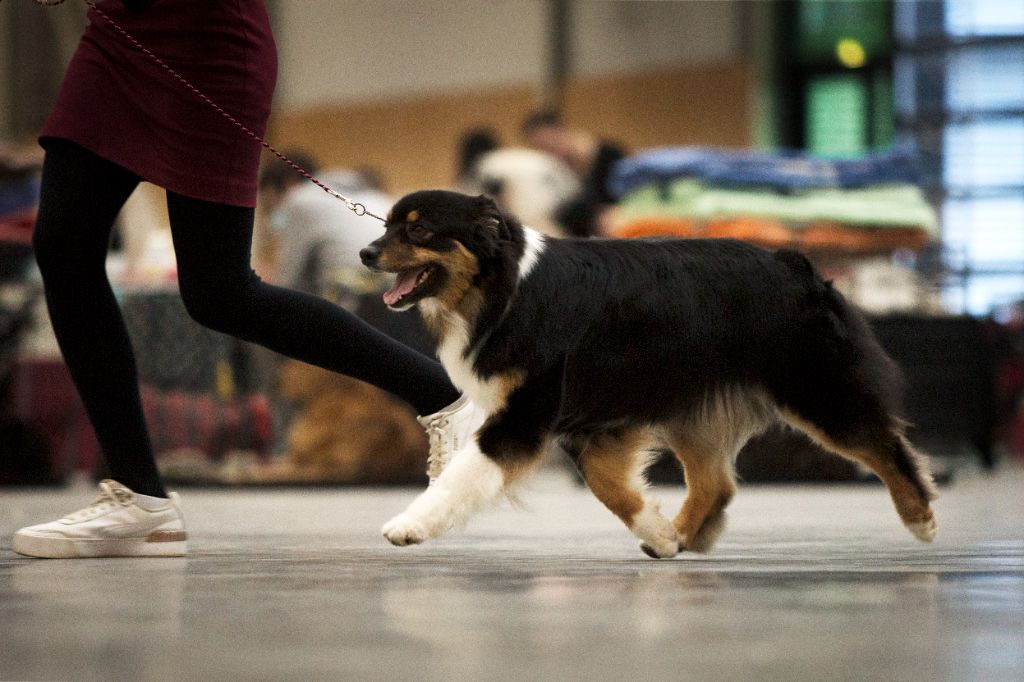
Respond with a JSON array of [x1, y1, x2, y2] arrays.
[[609, 147, 924, 198]]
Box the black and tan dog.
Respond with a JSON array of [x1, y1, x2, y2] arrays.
[[359, 190, 937, 557]]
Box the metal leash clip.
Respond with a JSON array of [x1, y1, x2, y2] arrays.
[[325, 188, 367, 216], [323, 187, 386, 222]]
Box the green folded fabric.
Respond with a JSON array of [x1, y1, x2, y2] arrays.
[[616, 180, 938, 234]]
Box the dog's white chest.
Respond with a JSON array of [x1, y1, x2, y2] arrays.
[[436, 329, 478, 396], [422, 302, 504, 412]]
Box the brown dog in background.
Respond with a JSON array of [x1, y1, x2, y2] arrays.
[[245, 360, 428, 484]]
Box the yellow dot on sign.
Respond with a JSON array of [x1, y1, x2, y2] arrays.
[[836, 38, 866, 68]]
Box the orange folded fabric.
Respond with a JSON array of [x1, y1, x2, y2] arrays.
[[610, 218, 700, 239], [703, 218, 793, 247]]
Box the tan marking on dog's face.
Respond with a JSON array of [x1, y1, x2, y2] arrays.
[[374, 242, 436, 274], [373, 230, 482, 314], [454, 287, 485, 328], [406, 209, 420, 224], [433, 241, 480, 310]]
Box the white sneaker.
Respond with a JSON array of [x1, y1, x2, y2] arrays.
[[417, 394, 488, 483], [12, 479, 187, 558]]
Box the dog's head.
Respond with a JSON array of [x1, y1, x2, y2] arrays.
[[359, 190, 518, 312]]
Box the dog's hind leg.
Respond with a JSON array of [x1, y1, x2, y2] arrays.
[[780, 410, 937, 542], [767, 265, 937, 541], [660, 392, 768, 553], [662, 438, 736, 554], [576, 428, 680, 559]]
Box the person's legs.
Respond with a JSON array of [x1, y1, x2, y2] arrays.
[[32, 139, 167, 498], [165, 191, 460, 415]]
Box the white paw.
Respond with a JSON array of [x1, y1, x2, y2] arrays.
[[639, 531, 680, 559], [907, 515, 937, 543], [634, 507, 680, 559], [382, 513, 430, 546]]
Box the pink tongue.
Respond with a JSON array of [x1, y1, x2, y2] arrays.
[[383, 270, 420, 306]]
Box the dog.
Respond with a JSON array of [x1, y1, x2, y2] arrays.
[[245, 360, 428, 485], [465, 147, 581, 238], [358, 190, 937, 558]]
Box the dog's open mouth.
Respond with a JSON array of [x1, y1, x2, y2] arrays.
[[383, 265, 436, 306]]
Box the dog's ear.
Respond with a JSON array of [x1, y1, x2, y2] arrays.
[[474, 194, 511, 240]]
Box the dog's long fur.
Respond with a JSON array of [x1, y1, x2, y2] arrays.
[[362, 190, 937, 557]]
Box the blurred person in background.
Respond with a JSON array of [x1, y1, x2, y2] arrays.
[[454, 128, 500, 194], [521, 109, 625, 238], [256, 148, 319, 221], [260, 153, 391, 302], [457, 126, 580, 238]]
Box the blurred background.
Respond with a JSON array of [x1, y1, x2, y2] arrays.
[[1, 0, 1022, 487]]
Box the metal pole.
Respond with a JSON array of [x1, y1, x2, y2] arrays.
[[544, 0, 571, 112]]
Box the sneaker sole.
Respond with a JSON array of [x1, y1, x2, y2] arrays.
[[12, 530, 187, 559]]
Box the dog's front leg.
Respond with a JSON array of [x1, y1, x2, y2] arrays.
[[382, 376, 559, 547], [381, 439, 506, 546]]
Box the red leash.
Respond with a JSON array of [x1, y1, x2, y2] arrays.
[[30, 0, 387, 222]]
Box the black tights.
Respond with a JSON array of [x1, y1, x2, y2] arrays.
[[32, 139, 458, 497]]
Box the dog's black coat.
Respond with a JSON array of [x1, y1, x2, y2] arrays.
[[486, 235, 898, 435], [369, 191, 921, 494]]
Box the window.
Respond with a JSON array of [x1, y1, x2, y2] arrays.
[[895, 0, 1024, 316]]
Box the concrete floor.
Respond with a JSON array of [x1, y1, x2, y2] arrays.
[[2, 466, 1023, 681]]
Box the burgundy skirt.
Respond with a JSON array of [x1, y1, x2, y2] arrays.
[[41, 0, 277, 208]]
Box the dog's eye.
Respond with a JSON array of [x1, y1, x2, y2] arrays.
[[407, 224, 431, 240]]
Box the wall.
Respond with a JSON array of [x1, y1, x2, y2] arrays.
[[273, 0, 549, 109], [268, 62, 753, 196], [0, 6, 9, 137], [269, 0, 752, 194], [0, 1, 86, 142], [273, 0, 745, 109], [572, 0, 743, 77], [0, 1, 753, 191]]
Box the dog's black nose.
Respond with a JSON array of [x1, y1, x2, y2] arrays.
[[359, 245, 381, 266]]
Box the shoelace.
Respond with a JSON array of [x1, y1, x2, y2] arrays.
[[64, 480, 133, 522], [418, 415, 452, 482]]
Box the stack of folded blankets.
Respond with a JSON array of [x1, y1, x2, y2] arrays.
[[607, 147, 938, 252]]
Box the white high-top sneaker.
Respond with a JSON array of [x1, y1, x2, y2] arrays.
[[417, 395, 488, 483], [12, 479, 187, 558]]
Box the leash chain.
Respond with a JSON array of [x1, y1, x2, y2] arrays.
[[19, 0, 386, 222]]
